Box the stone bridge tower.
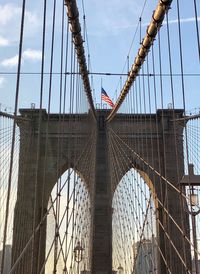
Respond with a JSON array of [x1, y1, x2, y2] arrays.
[[11, 109, 191, 274]]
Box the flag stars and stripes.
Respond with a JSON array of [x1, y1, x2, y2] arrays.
[[101, 88, 114, 108]]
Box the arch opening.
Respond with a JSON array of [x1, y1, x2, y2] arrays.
[[112, 167, 158, 274], [45, 168, 91, 274]]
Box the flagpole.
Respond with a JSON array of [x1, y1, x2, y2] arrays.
[[101, 78, 102, 109]]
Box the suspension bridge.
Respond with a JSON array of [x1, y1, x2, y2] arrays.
[[0, 0, 200, 273]]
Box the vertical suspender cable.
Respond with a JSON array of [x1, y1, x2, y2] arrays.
[[0, 0, 26, 273], [37, 0, 57, 272], [64, 0, 96, 119], [31, 0, 47, 272], [193, 0, 200, 62], [107, 0, 173, 122]]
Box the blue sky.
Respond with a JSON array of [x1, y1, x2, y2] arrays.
[[0, 0, 200, 113], [1, 1, 200, 271]]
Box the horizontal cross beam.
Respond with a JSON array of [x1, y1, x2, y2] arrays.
[[180, 164, 200, 186]]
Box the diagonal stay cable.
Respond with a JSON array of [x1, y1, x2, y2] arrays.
[[111, 129, 200, 259], [109, 129, 194, 272], [109, 132, 172, 272], [107, 0, 173, 122], [9, 129, 95, 273], [109, 127, 200, 211], [0, 0, 26, 272]]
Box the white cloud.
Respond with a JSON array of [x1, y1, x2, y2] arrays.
[[23, 49, 42, 61], [0, 3, 20, 26], [25, 10, 39, 26], [0, 3, 39, 26], [0, 3, 40, 41], [163, 17, 200, 26], [1, 49, 42, 68], [141, 17, 200, 28], [0, 77, 6, 88], [0, 36, 10, 46], [85, 0, 143, 36], [110, 17, 200, 31], [1, 55, 19, 68]]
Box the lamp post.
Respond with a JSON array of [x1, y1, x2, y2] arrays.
[[180, 164, 200, 274], [117, 264, 124, 274], [188, 189, 200, 274], [74, 241, 84, 274]]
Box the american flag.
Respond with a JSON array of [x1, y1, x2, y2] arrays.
[[101, 88, 114, 108]]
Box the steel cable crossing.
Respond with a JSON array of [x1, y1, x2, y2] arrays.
[[0, 0, 26, 271], [108, 0, 200, 269], [107, 0, 173, 122], [0, 0, 94, 272], [0, 0, 200, 273], [108, 127, 194, 273], [9, 130, 95, 273], [109, 115, 200, 273]]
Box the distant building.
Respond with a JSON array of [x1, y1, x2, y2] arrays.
[[0, 245, 12, 274], [192, 259, 200, 273], [133, 238, 158, 274]]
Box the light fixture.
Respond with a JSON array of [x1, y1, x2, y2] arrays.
[[74, 241, 84, 274], [74, 241, 84, 263], [190, 193, 198, 207]]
